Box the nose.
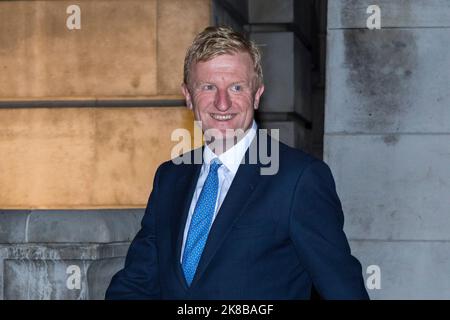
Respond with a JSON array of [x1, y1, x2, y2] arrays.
[[214, 88, 232, 111]]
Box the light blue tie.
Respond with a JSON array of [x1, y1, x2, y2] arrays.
[[182, 159, 222, 286]]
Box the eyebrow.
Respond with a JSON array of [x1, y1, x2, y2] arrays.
[[192, 80, 252, 91], [195, 79, 249, 85]]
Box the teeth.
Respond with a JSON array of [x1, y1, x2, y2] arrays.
[[211, 114, 233, 120]]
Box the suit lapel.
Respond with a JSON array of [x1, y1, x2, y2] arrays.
[[189, 135, 265, 288], [171, 156, 202, 290]]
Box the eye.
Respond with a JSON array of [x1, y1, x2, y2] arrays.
[[202, 84, 215, 91], [231, 84, 242, 92]]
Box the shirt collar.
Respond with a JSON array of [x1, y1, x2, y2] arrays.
[[203, 120, 257, 175]]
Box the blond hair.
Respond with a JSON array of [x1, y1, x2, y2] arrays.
[[183, 26, 263, 89]]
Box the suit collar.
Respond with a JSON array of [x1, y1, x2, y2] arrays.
[[190, 155, 262, 288], [171, 150, 203, 290], [191, 134, 270, 288], [203, 120, 258, 175], [172, 130, 272, 290]]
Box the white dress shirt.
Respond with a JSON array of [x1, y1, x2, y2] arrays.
[[180, 120, 257, 263]]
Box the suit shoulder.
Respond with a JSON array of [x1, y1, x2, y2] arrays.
[[278, 141, 337, 183], [272, 140, 334, 178], [277, 140, 319, 168], [156, 147, 202, 174]]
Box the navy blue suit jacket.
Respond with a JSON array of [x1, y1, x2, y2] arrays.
[[106, 134, 369, 299]]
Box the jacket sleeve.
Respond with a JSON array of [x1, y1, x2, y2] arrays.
[[289, 159, 369, 299], [105, 165, 163, 300]]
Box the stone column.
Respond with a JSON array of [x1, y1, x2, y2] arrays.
[[325, 0, 450, 299], [213, 0, 325, 157]]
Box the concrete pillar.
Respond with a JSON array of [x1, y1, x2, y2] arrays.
[[213, 0, 321, 153], [248, 0, 315, 153], [325, 0, 450, 299]]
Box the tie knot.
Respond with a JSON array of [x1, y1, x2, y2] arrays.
[[209, 158, 222, 172]]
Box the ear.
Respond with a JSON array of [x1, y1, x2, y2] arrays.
[[253, 85, 265, 110], [181, 83, 193, 110]]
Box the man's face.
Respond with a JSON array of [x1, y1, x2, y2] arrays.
[[182, 52, 264, 140]]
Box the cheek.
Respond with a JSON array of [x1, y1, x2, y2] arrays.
[[232, 95, 254, 111], [193, 94, 214, 111]]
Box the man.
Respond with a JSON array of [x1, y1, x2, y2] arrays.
[[106, 26, 369, 299]]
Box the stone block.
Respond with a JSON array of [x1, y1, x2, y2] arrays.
[[26, 209, 144, 243], [251, 32, 294, 113], [216, 0, 248, 21], [248, 0, 294, 23], [249, 0, 313, 44], [0, 0, 157, 98], [87, 257, 125, 300], [326, 28, 450, 134], [294, 35, 312, 121], [212, 0, 247, 32], [251, 32, 311, 119], [324, 134, 450, 241], [4, 258, 90, 299], [328, 0, 450, 29], [157, 0, 211, 94], [0, 209, 141, 299], [0, 211, 30, 243], [350, 240, 450, 299], [258, 120, 310, 150], [259, 120, 295, 147], [0, 107, 195, 208]]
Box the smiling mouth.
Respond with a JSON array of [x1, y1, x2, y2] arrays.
[[210, 113, 236, 121]]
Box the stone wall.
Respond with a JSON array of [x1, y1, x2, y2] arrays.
[[0, 210, 144, 299], [0, 0, 210, 299], [325, 0, 450, 299], [0, 0, 209, 209]]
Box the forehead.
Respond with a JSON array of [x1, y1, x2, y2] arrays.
[[192, 52, 254, 78]]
